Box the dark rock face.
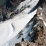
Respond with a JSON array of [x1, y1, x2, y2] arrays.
[[0, 8, 3, 21], [0, 0, 25, 22], [32, 16, 39, 26], [15, 43, 21, 46], [6, 0, 25, 9], [6, 0, 12, 9], [15, 41, 38, 46], [33, 19, 44, 45]]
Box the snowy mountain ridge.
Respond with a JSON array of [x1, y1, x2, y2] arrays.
[[0, 0, 39, 46]]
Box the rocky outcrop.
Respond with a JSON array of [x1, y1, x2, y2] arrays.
[[33, 19, 44, 45], [15, 41, 38, 46]]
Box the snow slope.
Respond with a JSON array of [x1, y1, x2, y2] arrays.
[[0, 0, 39, 46], [1, 9, 37, 46]]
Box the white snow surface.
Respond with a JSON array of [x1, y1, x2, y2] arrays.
[[0, 9, 37, 46], [0, 0, 39, 46]]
